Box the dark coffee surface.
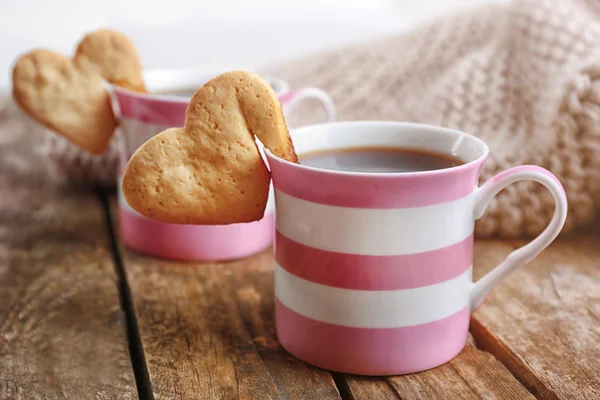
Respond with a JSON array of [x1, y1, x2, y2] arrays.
[[299, 146, 464, 173]]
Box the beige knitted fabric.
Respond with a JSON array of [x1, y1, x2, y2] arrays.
[[265, 0, 600, 238], [10, 0, 600, 237]]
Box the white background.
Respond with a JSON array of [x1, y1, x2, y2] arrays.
[[0, 0, 496, 90]]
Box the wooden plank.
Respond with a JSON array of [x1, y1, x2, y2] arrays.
[[342, 335, 534, 400], [470, 234, 600, 400], [344, 234, 600, 399], [115, 197, 537, 400], [230, 251, 342, 399], [116, 225, 342, 400], [0, 103, 137, 399]]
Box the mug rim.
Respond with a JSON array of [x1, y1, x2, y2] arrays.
[[111, 84, 190, 104], [110, 68, 291, 104], [265, 121, 490, 178]]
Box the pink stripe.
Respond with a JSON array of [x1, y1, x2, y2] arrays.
[[119, 207, 274, 261], [277, 90, 296, 104], [113, 87, 187, 126], [267, 153, 485, 208], [276, 299, 469, 375], [277, 88, 309, 104], [275, 231, 473, 290]]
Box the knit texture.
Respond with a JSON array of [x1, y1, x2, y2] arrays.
[[265, 0, 600, 238], [9, 0, 600, 237]]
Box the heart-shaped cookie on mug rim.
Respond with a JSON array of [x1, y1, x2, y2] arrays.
[[73, 29, 147, 93], [122, 71, 298, 225], [12, 29, 146, 154]]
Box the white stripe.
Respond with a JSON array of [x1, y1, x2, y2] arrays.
[[275, 263, 471, 328], [117, 178, 138, 214], [119, 117, 172, 152], [275, 190, 474, 256]]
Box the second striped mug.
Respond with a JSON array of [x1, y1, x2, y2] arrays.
[[265, 121, 568, 376]]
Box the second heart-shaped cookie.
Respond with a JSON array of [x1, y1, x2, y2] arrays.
[[12, 49, 117, 154], [12, 29, 145, 154], [122, 71, 298, 225]]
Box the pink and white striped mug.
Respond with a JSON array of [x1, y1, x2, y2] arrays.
[[113, 72, 335, 261], [266, 121, 568, 376]]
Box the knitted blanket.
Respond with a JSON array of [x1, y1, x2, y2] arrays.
[[265, 0, 600, 238], [5, 0, 600, 238]]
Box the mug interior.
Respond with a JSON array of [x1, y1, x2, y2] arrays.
[[129, 68, 289, 100], [280, 121, 489, 174]]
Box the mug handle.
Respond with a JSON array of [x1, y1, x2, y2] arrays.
[[469, 165, 568, 312], [279, 88, 336, 123]]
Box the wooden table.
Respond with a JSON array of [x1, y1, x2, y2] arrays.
[[1, 104, 599, 399]]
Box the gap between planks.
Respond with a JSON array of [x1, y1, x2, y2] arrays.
[[101, 194, 347, 400], [97, 190, 155, 400]]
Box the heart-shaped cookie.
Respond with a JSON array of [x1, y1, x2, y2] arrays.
[[12, 49, 117, 154], [12, 29, 145, 154], [73, 29, 146, 93], [122, 71, 298, 225]]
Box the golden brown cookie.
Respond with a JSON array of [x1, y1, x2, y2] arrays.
[[122, 70, 297, 225], [12, 49, 116, 154], [74, 29, 146, 93]]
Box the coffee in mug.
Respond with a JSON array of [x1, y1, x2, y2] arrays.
[[299, 146, 464, 173]]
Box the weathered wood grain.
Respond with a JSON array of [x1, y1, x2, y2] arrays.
[[230, 250, 342, 400], [342, 335, 534, 400], [117, 241, 342, 400], [470, 235, 600, 400], [114, 198, 533, 400], [346, 234, 600, 400], [0, 103, 137, 399], [121, 251, 280, 400], [112, 148, 599, 400]]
